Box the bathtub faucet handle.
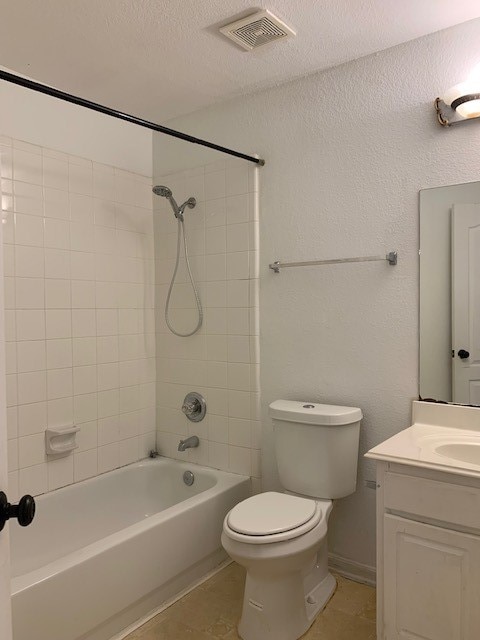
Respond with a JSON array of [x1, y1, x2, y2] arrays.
[[181, 392, 207, 422], [182, 399, 199, 415]]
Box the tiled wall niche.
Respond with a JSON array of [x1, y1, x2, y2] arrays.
[[0, 135, 156, 500], [154, 158, 261, 487]]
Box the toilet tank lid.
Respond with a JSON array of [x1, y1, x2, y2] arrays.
[[269, 400, 362, 426]]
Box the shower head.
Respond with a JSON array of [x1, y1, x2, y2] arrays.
[[152, 185, 196, 220], [152, 185, 172, 198]]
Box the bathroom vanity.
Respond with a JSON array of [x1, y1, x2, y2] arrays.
[[367, 401, 480, 640]]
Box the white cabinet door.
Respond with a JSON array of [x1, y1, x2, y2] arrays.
[[451, 204, 480, 404], [384, 514, 480, 640]]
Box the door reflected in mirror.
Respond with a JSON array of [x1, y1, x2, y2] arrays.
[[420, 181, 480, 405]]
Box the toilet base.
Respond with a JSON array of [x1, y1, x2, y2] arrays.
[[238, 566, 336, 640]]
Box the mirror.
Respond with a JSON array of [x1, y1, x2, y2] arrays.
[[420, 180, 480, 404]]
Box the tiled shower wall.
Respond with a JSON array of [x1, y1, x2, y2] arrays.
[[154, 158, 260, 485], [0, 136, 155, 499]]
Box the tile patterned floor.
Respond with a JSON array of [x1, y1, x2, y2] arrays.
[[126, 562, 376, 640]]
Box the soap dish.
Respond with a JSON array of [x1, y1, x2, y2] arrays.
[[45, 425, 80, 456]]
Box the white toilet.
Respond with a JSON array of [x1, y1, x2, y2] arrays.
[[221, 400, 362, 640]]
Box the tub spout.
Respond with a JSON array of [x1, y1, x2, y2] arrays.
[[178, 436, 199, 452]]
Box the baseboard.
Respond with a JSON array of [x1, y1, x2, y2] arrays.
[[328, 553, 376, 587]]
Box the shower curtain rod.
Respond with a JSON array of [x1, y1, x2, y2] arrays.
[[0, 70, 265, 166]]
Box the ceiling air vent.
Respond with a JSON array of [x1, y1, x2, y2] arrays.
[[219, 9, 296, 51]]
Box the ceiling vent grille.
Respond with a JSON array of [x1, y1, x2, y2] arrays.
[[219, 10, 296, 51]]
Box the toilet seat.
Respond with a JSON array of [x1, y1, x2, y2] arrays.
[[224, 492, 329, 544]]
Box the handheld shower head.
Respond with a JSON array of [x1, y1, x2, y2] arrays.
[[152, 185, 173, 198], [152, 185, 196, 220]]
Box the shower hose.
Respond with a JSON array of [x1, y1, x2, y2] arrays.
[[165, 217, 203, 337]]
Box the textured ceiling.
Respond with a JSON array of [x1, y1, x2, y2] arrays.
[[0, 0, 479, 122]]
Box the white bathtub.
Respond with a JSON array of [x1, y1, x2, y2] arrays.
[[10, 457, 250, 640]]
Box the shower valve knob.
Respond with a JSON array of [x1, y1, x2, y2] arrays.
[[181, 392, 207, 422], [182, 400, 199, 415], [0, 491, 36, 532]]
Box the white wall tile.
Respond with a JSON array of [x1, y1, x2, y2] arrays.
[[8, 438, 18, 471], [47, 368, 73, 400], [15, 278, 45, 309], [17, 340, 46, 373], [226, 223, 249, 253], [45, 279, 71, 309], [14, 150, 42, 185], [45, 248, 70, 279], [19, 463, 48, 496], [70, 251, 95, 280], [208, 441, 228, 471], [48, 455, 74, 491], [75, 420, 98, 452], [74, 449, 98, 482], [226, 194, 249, 224], [226, 252, 249, 280], [46, 338, 72, 369], [18, 432, 46, 467], [15, 213, 44, 247], [70, 221, 94, 252], [46, 309, 71, 339], [16, 310, 45, 341], [229, 445, 251, 475], [74, 392, 98, 424], [74, 365, 97, 395], [70, 193, 94, 224], [226, 163, 249, 197], [69, 162, 93, 196], [44, 187, 69, 220], [18, 402, 47, 437], [47, 397, 73, 428], [98, 443, 119, 473], [17, 370, 47, 405], [6, 374, 17, 407], [6, 139, 154, 495], [205, 171, 226, 201], [72, 309, 96, 337], [71, 280, 95, 308], [15, 246, 44, 278], [97, 336, 119, 363], [5, 343, 17, 375], [43, 156, 68, 191], [154, 159, 259, 479], [97, 363, 119, 391]]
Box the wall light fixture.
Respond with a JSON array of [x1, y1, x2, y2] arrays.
[[435, 81, 480, 126]]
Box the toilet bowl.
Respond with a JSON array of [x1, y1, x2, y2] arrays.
[[221, 491, 336, 640], [221, 400, 362, 640]]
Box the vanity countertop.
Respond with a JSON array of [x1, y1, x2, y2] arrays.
[[365, 400, 480, 479]]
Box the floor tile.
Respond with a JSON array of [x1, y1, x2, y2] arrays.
[[125, 563, 376, 640]]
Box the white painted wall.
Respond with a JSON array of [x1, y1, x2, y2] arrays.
[[0, 71, 152, 176], [164, 18, 480, 570]]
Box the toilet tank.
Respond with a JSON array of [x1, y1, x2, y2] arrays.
[[269, 400, 362, 499]]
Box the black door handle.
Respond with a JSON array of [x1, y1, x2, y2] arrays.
[[458, 349, 470, 360], [0, 491, 35, 531]]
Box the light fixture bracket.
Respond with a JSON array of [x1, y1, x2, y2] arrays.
[[435, 97, 480, 127]]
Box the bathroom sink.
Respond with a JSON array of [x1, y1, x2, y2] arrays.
[[366, 401, 480, 478], [434, 442, 480, 465]]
